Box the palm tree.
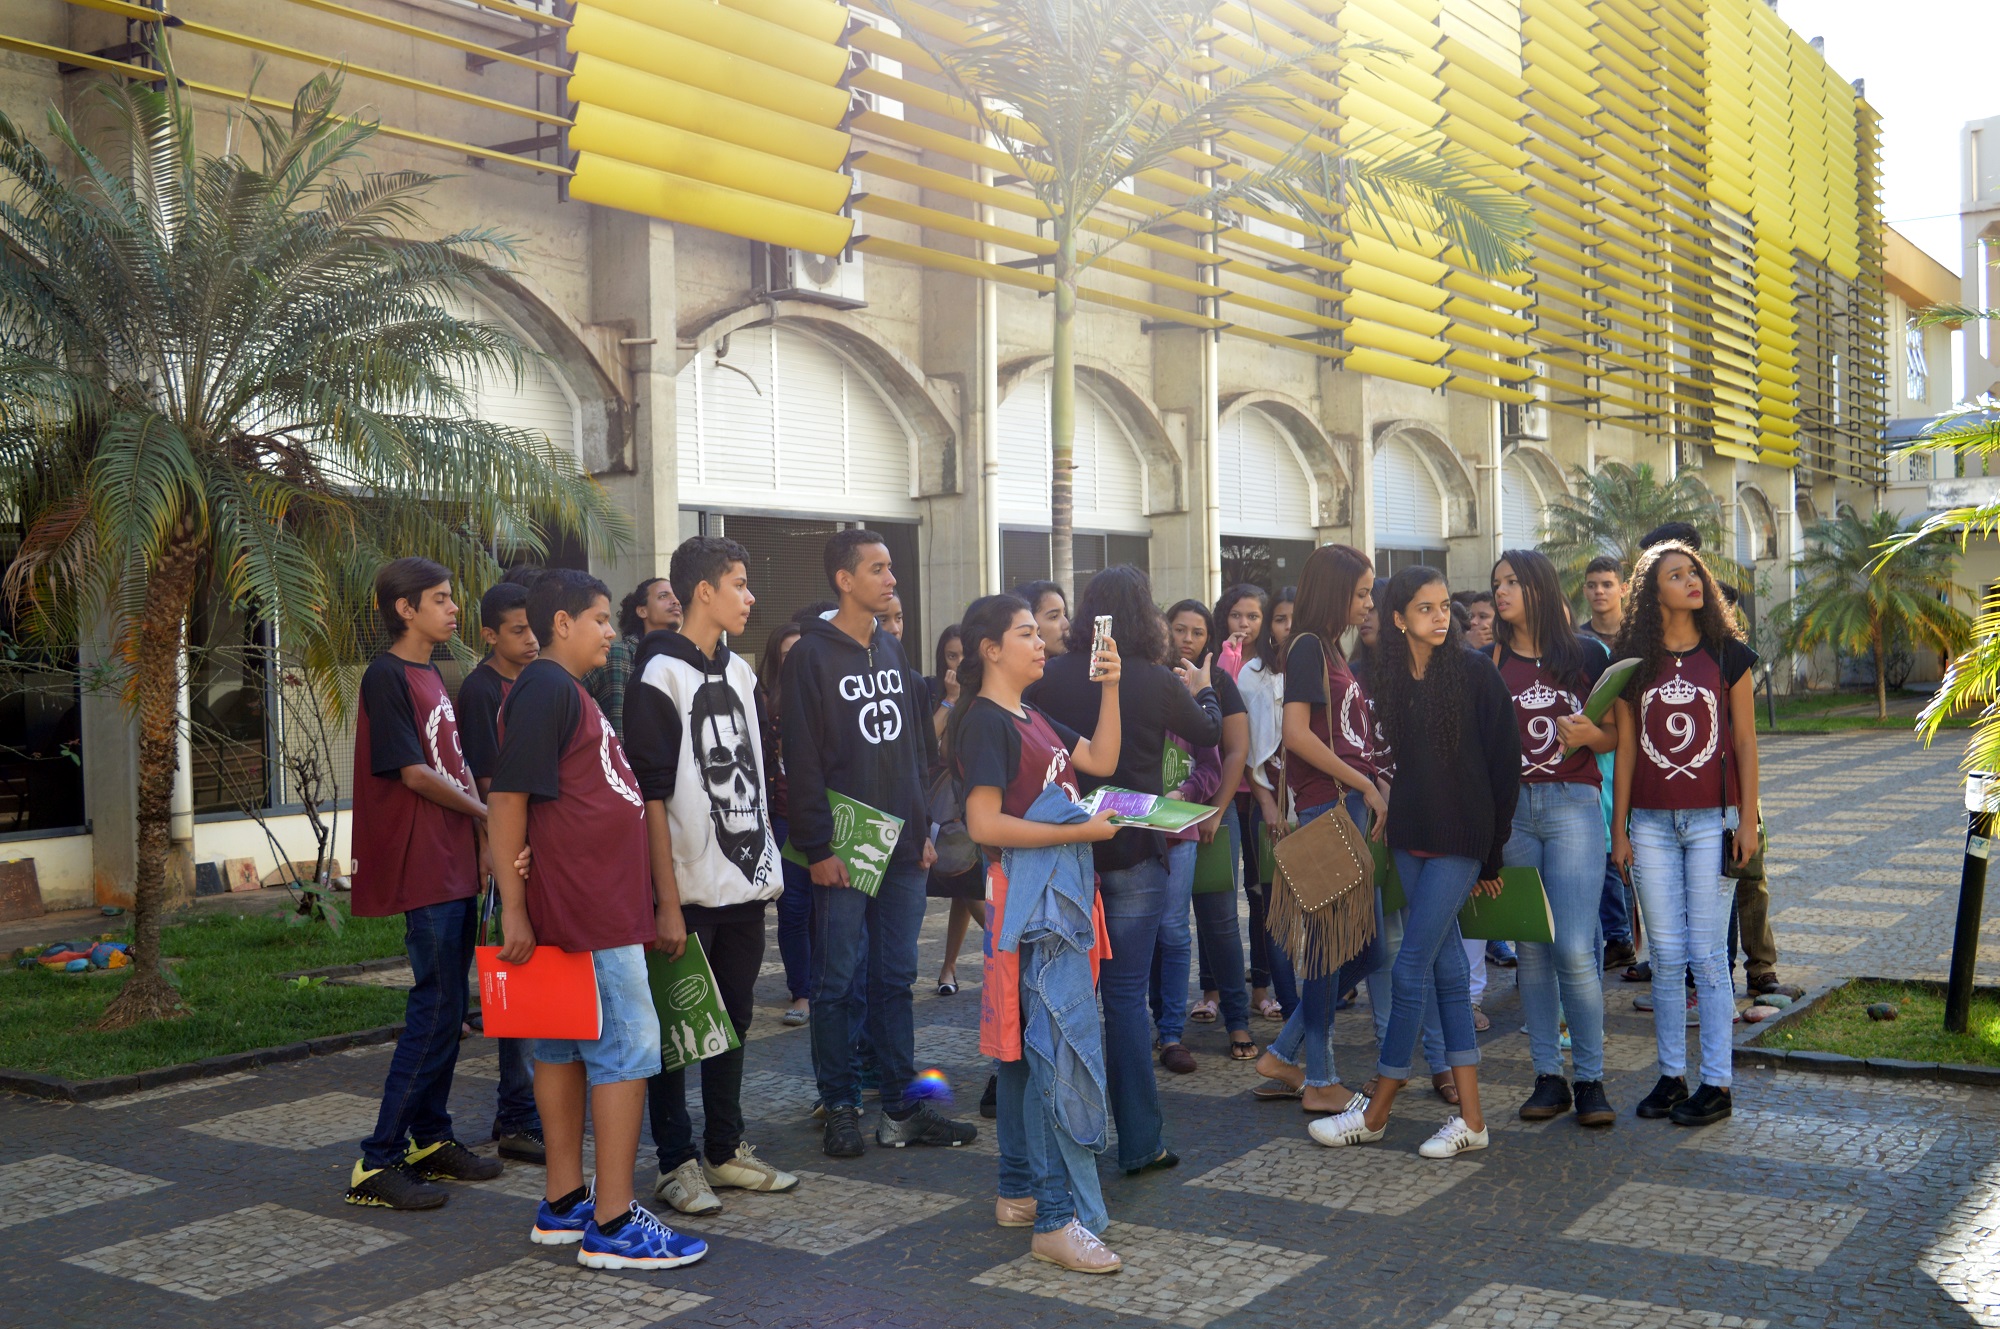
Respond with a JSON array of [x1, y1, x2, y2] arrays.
[[1782, 509, 1968, 720], [886, 0, 1533, 597], [0, 66, 625, 1027], [1539, 461, 1741, 594]]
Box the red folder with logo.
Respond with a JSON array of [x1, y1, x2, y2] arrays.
[[476, 945, 601, 1040]]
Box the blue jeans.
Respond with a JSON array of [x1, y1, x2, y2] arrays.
[[1096, 856, 1170, 1170], [1150, 809, 1251, 1041], [1507, 782, 1608, 1083], [494, 1038, 540, 1135], [362, 895, 475, 1168], [1629, 807, 1734, 1088], [1268, 795, 1383, 1089], [995, 1049, 1107, 1235], [1599, 855, 1633, 946], [811, 859, 924, 1110], [1379, 853, 1483, 1081], [532, 945, 662, 1087], [1366, 903, 1447, 1075], [773, 815, 814, 1001]]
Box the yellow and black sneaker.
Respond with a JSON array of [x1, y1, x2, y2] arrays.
[[407, 1138, 505, 1182], [346, 1160, 448, 1210]]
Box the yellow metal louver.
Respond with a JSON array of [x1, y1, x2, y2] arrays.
[[564, 0, 857, 255]]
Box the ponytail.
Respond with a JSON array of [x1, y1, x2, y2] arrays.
[[943, 593, 1029, 773]]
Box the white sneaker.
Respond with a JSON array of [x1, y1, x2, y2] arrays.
[[655, 1159, 722, 1215], [702, 1142, 798, 1193], [1308, 1095, 1384, 1148], [1417, 1115, 1490, 1160]]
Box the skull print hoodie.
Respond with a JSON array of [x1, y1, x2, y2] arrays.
[[779, 614, 933, 869], [625, 630, 783, 909]]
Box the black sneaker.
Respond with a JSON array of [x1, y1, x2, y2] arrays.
[[1517, 1074, 1571, 1120], [979, 1074, 998, 1120], [1669, 1083, 1732, 1127], [346, 1160, 448, 1210], [877, 1103, 978, 1148], [494, 1126, 546, 1166], [1635, 1075, 1689, 1119], [406, 1138, 505, 1181], [1572, 1079, 1616, 1128], [822, 1104, 866, 1158]]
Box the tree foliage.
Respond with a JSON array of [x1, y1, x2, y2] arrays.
[[1538, 460, 1742, 594]]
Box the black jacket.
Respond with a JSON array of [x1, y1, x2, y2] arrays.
[[1027, 652, 1221, 871], [779, 614, 930, 866], [1381, 647, 1522, 878]]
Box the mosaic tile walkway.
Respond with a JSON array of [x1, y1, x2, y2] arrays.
[[4, 734, 2000, 1327]]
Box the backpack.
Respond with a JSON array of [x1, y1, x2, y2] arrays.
[[926, 762, 981, 877]]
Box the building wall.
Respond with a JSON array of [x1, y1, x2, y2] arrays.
[[0, 0, 1886, 908]]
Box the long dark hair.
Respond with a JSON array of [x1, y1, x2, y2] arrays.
[[1286, 545, 1370, 678], [1371, 565, 1468, 762], [1064, 565, 1168, 667], [1614, 540, 1743, 699], [1349, 576, 1387, 685], [1165, 598, 1215, 664], [1251, 584, 1296, 671], [1213, 583, 1266, 640], [945, 593, 1030, 772], [1492, 548, 1592, 686], [931, 622, 962, 679], [756, 622, 801, 718], [618, 577, 665, 639]]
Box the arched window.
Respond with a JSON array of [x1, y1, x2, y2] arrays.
[[1373, 435, 1447, 576], [1501, 453, 1546, 550], [996, 372, 1151, 590]]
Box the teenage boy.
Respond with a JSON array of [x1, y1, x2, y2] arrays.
[[489, 569, 707, 1270], [456, 580, 546, 1166], [346, 558, 504, 1210], [626, 536, 800, 1215], [1578, 554, 1637, 969], [783, 530, 977, 1158], [1453, 589, 1496, 649], [587, 576, 683, 739]]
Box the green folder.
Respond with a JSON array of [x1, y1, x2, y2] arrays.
[[1192, 833, 1236, 894], [647, 936, 740, 1073], [1562, 657, 1641, 756], [1457, 867, 1555, 943], [1083, 786, 1213, 833], [1372, 837, 1406, 915], [781, 789, 903, 897]]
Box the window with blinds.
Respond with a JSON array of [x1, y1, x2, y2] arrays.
[[1000, 529, 1150, 603], [1372, 437, 1446, 547], [1501, 455, 1544, 551], [997, 372, 1150, 533], [1220, 409, 1318, 543]]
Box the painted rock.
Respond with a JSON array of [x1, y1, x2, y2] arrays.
[[1745, 1005, 1781, 1022], [63, 958, 89, 972], [1866, 1002, 1899, 1021], [1760, 993, 1794, 1009]]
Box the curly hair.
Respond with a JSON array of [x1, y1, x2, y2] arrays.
[[1370, 565, 1468, 762], [1065, 564, 1169, 666], [1613, 540, 1743, 699]]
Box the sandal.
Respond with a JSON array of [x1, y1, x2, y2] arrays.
[[936, 979, 959, 996], [1360, 1076, 1380, 1100], [1189, 998, 1219, 1023], [1470, 1005, 1491, 1033], [1254, 996, 1284, 1021], [1252, 1080, 1303, 1100], [1229, 1037, 1259, 1061], [1432, 1072, 1460, 1106], [1623, 960, 1652, 984]]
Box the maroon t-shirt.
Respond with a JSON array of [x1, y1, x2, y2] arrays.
[[1497, 646, 1606, 786], [955, 698, 1082, 861], [1284, 634, 1382, 812], [492, 659, 656, 953], [350, 653, 478, 918], [1630, 641, 1757, 811]]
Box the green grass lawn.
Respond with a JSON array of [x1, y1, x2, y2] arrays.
[[1, 908, 410, 1081], [1759, 690, 1972, 733], [1762, 979, 2000, 1067]]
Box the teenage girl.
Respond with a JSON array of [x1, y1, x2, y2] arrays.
[[952, 593, 1125, 1273], [1612, 541, 1758, 1129], [1233, 586, 1295, 1021], [1490, 549, 1618, 1127], [1312, 566, 1520, 1160]]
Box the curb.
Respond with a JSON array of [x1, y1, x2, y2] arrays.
[[0, 1023, 404, 1103], [1732, 975, 2000, 1088]]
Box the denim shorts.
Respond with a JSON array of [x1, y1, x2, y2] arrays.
[[533, 945, 662, 1087]]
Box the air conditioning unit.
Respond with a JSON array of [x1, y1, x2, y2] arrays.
[[1502, 401, 1548, 441], [751, 243, 866, 310]]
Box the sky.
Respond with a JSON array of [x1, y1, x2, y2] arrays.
[[1782, 0, 2000, 278]]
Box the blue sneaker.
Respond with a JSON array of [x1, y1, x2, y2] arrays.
[[577, 1202, 708, 1270], [530, 1184, 593, 1246]]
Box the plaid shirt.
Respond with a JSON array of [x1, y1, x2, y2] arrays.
[[583, 635, 636, 738]]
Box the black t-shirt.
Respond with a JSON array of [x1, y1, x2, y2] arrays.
[[1211, 666, 1246, 719], [493, 659, 580, 803], [455, 658, 511, 784]]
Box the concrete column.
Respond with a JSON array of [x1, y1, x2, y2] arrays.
[[590, 210, 678, 588]]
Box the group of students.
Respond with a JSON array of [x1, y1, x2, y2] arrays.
[[339, 517, 1763, 1278]]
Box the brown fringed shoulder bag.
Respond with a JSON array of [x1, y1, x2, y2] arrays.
[[1266, 634, 1378, 980]]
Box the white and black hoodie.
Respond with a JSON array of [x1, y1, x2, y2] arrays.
[[625, 630, 782, 909]]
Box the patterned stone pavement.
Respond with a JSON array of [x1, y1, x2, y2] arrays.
[[4, 733, 2000, 1327]]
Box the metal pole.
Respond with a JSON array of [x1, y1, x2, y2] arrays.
[[1947, 781, 1994, 1033]]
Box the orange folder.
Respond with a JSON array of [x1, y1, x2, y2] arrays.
[[476, 946, 602, 1040]]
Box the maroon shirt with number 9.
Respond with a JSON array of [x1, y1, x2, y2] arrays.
[[350, 654, 479, 918], [492, 658, 657, 954]]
